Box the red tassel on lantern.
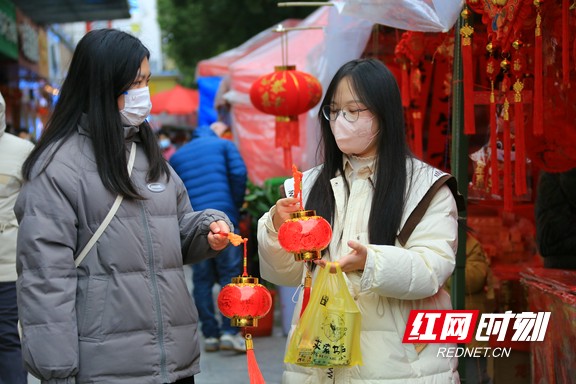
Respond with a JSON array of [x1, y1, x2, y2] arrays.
[[299, 272, 311, 318], [246, 335, 266, 384], [533, 2, 544, 135], [461, 9, 476, 135]]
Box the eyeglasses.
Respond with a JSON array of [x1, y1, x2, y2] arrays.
[[321, 105, 369, 123]]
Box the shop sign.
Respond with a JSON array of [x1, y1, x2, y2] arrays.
[[0, 0, 18, 59], [19, 18, 39, 63]]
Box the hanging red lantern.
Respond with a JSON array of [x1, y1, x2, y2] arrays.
[[217, 277, 273, 327], [217, 234, 272, 384], [249, 65, 322, 169], [278, 210, 332, 262]]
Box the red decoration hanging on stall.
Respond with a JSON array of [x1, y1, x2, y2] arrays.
[[511, 40, 528, 196], [461, 7, 476, 134], [533, 0, 544, 135], [486, 47, 500, 195], [250, 66, 322, 170]]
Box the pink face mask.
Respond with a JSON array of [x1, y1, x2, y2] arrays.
[[331, 114, 377, 155]]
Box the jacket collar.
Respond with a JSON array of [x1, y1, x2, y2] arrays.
[[77, 113, 141, 141]]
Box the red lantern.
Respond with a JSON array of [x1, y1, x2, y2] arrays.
[[250, 65, 322, 170], [216, 235, 271, 384], [278, 210, 332, 262], [217, 276, 273, 327]]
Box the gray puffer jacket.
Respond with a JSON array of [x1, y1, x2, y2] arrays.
[[15, 123, 231, 384]]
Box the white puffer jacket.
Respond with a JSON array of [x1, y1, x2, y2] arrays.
[[0, 92, 34, 282], [258, 157, 460, 384]]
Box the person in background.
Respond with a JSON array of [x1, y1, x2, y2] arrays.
[[535, 167, 576, 269], [15, 29, 233, 384], [258, 58, 461, 383], [170, 121, 248, 353], [210, 120, 233, 141], [445, 232, 494, 384], [158, 128, 176, 160], [0, 91, 34, 384], [213, 75, 231, 128]]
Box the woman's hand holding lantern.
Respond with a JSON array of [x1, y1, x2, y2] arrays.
[[272, 197, 300, 231]]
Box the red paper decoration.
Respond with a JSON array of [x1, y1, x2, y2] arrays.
[[278, 210, 332, 262], [250, 65, 322, 169], [461, 7, 476, 135]]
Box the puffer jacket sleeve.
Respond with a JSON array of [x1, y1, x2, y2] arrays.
[[360, 185, 458, 300], [174, 173, 233, 264], [224, 141, 247, 209], [14, 162, 79, 383], [257, 206, 305, 287]]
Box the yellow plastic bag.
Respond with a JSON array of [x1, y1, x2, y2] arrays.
[[285, 262, 362, 367]]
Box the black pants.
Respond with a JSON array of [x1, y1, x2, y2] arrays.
[[0, 282, 28, 384], [173, 377, 195, 384]]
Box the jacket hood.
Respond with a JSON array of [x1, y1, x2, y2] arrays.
[[192, 125, 217, 139], [0, 91, 5, 137]]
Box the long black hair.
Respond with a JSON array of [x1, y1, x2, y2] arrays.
[[22, 29, 169, 199], [306, 58, 413, 245]]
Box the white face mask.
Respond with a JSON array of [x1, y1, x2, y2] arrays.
[[120, 87, 152, 126], [332, 114, 377, 155]]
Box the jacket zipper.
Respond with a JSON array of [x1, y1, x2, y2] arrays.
[[140, 201, 168, 382]]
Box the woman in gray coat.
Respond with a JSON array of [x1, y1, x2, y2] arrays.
[[15, 29, 232, 384]]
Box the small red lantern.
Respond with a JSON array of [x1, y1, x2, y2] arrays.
[[217, 276, 273, 327], [249, 65, 322, 169], [278, 210, 332, 262], [216, 234, 271, 384]]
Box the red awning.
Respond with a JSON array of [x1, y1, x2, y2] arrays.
[[151, 85, 199, 115]]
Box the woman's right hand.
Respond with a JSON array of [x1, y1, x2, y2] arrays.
[[272, 197, 300, 231]]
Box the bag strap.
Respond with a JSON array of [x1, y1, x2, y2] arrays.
[[74, 142, 137, 268], [397, 174, 464, 247]]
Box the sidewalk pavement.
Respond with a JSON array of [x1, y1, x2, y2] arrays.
[[196, 317, 287, 384]]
